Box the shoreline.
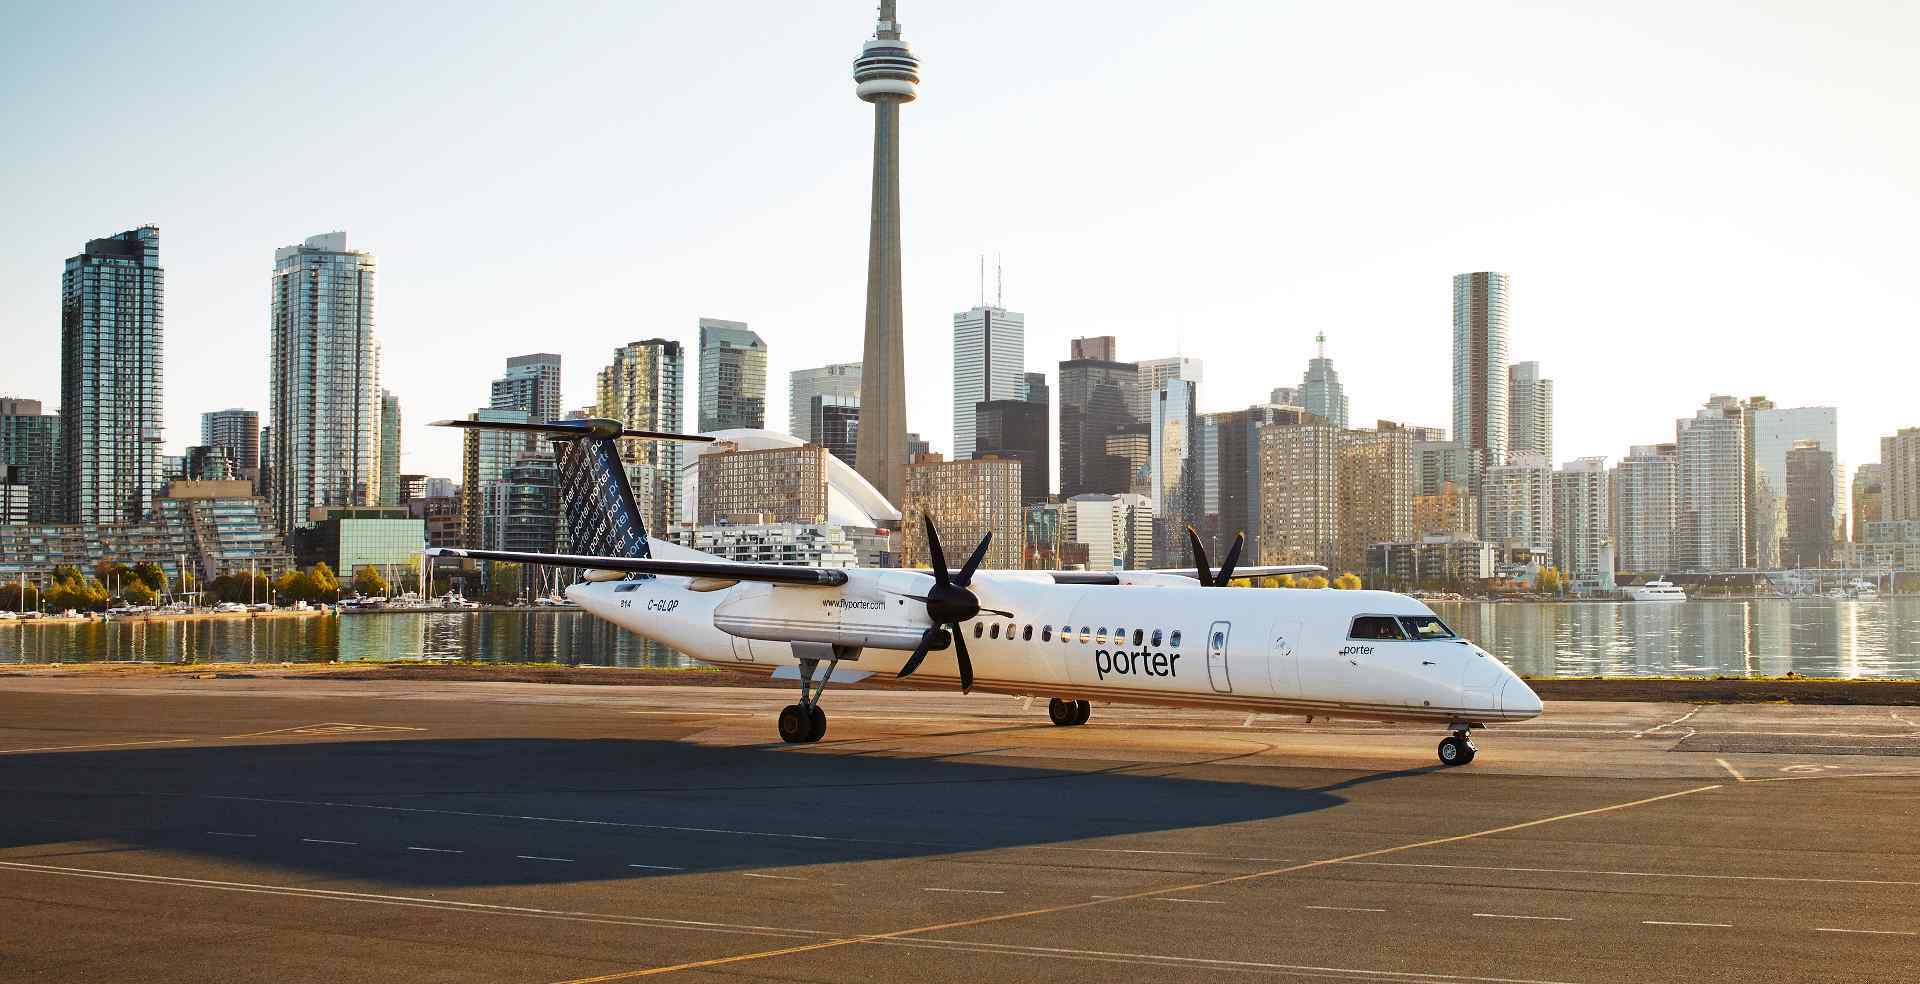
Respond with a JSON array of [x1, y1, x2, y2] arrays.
[[3, 660, 1917, 705]]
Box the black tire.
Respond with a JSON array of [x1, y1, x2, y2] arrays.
[[807, 704, 828, 743], [1072, 700, 1091, 726], [1458, 741, 1476, 764], [1438, 735, 1469, 766], [1048, 698, 1077, 726], [778, 704, 811, 744]]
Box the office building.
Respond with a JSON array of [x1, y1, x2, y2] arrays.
[[1747, 405, 1839, 568], [1104, 424, 1152, 499], [1452, 271, 1510, 465], [268, 232, 381, 532], [201, 408, 261, 491], [789, 362, 861, 443], [1852, 464, 1884, 542], [1676, 396, 1748, 570], [851, 0, 920, 505], [809, 395, 860, 467], [1507, 361, 1552, 464], [696, 444, 831, 526], [378, 390, 401, 506], [1148, 378, 1198, 565], [1552, 457, 1610, 591], [460, 408, 532, 548], [1132, 356, 1202, 424], [1299, 334, 1349, 429], [1337, 426, 1414, 573], [1783, 441, 1835, 568], [595, 338, 685, 533], [974, 399, 1048, 507], [1069, 336, 1116, 362], [697, 319, 767, 432], [1024, 372, 1048, 408], [1886, 427, 1920, 523], [1197, 405, 1309, 564], [951, 303, 1025, 459], [1058, 355, 1139, 498], [905, 432, 930, 464], [61, 226, 165, 524], [900, 453, 1022, 570], [1023, 501, 1062, 569], [1256, 422, 1340, 567], [1615, 443, 1680, 574], [1269, 386, 1301, 408], [1482, 453, 1553, 555], [1062, 492, 1152, 571], [2, 398, 61, 523]]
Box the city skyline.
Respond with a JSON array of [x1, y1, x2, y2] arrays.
[[2, 3, 1916, 484]]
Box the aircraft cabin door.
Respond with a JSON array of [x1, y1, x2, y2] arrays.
[[1207, 621, 1233, 694], [1268, 619, 1303, 700], [730, 635, 753, 662]]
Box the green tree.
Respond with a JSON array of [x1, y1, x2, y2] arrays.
[[309, 562, 341, 600], [0, 583, 41, 612], [352, 565, 390, 597], [485, 562, 523, 605], [274, 569, 313, 604], [124, 581, 159, 607], [1332, 572, 1364, 590], [48, 577, 109, 612], [49, 565, 84, 585], [1299, 574, 1330, 589], [130, 561, 169, 594]]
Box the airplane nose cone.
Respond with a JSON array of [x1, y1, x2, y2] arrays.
[[1500, 675, 1543, 718]]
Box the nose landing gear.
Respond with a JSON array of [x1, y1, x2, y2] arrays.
[[1438, 725, 1477, 766], [1048, 697, 1091, 726]]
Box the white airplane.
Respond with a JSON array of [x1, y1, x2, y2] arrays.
[[430, 418, 1541, 766]]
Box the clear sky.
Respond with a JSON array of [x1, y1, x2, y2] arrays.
[[2, 1, 1915, 483]]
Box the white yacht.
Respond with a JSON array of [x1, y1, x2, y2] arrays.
[[1849, 580, 1881, 600], [1628, 579, 1687, 602]]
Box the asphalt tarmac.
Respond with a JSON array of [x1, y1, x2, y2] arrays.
[[1, 675, 1916, 983]]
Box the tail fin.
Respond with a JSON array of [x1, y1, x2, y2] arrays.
[[432, 418, 713, 560]]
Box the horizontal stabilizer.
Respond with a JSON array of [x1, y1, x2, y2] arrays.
[[429, 417, 715, 444], [426, 546, 847, 586], [1163, 564, 1328, 580]]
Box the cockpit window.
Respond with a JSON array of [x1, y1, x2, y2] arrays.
[[1397, 615, 1457, 640], [1348, 615, 1407, 640]]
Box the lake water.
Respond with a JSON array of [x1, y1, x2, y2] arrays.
[[2, 599, 1917, 678]]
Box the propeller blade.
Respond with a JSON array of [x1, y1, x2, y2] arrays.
[[922, 513, 950, 585], [883, 590, 936, 604], [949, 624, 974, 693], [1186, 526, 1215, 587], [978, 607, 1014, 618], [955, 532, 993, 586], [1216, 532, 1246, 585], [896, 626, 943, 679]]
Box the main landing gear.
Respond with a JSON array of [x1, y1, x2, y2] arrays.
[[778, 656, 836, 744], [1437, 725, 1477, 766], [1048, 697, 1091, 727]]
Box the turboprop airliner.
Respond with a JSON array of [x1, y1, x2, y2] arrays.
[[429, 417, 1541, 766]]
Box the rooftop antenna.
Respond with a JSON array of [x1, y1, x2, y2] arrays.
[[1316, 331, 1327, 360], [995, 253, 1003, 308], [978, 253, 985, 307]]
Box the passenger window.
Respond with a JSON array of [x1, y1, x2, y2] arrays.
[[1079, 626, 1091, 643], [1041, 625, 1052, 642], [1022, 625, 1033, 641], [1212, 630, 1226, 649], [1170, 630, 1182, 647], [990, 624, 1000, 639], [1132, 629, 1144, 646], [1349, 615, 1407, 640], [1096, 627, 1108, 644], [974, 622, 984, 638], [1151, 629, 1162, 647]]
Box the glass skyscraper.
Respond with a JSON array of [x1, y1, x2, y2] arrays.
[[595, 338, 685, 534], [379, 390, 402, 507], [697, 319, 766, 432], [61, 226, 165, 524], [1452, 272, 1510, 466], [2, 398, 62, 524], [201, 408, 261, 491], [951, 304, 1026, 460], [268, 232, 381, 532], [1299, 333, 1349, 429]]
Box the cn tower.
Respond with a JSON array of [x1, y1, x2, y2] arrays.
[[852, 0, 919, 508]]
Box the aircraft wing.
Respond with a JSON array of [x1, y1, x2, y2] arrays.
[[425, 547, 848, 586]]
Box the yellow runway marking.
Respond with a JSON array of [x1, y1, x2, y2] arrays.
[[1714, 758, 1746, 781], [221, 723, 428, 739], [554, 783, 1723, 982]]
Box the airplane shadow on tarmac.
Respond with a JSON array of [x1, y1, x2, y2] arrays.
[[1, 737, 1349, 889]]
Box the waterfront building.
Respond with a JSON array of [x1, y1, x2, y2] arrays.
[[459, 408, 532, 548], [1452, 271, 1510, 465], [201, 408, 261, 492], [1367, 535, 1495, 584], [1676, 396, 1748, 570], [697, 319, 766, 432], [407, 494, 462, 550], [1299, 334, 1349, 429], [1482, 453, 1553, 556], [1783, 440, 1835, 568], [181, 445, 234, 482], [61, 226, 166, 525], [1, 470, 29, 524], [1131, 356, 1202, 425], [1413, 481, 1478, 538], [1337, 426, 1414, 574], [1845, 520, 1920, 571], [952, 303, 1026, 459], [789, 362, 860, 444], [1552, 456, 1611, 592], [1058, 354, 1139, 498], [1881, 426, 1920, 523], [1069, 336, 1117, 362], [2, 398, 62, 523], [974, 399, 1049, 507], [1852, 463, 1884, 542], [1148, 378, 1199, 565], [696, 444, 830, 526], [900, 453, 1022, 570], [594, 338, 685, 533], [1507, 361, 1553, 464], [1615, 443, 1680, 574], [299, 506, 423, 584], [851, 0, 920, 505], [0, 479, 292, 583], [268, 232, 381, 532], [1747, 405, 1839, 568], [1023, 501, 1062, 570], [378, 390, 402, 506], [808, 395, 861, 467], [1061, 492, 1152, 572], [1256, 422, 1340, 567], [483, 456, 563, 597]]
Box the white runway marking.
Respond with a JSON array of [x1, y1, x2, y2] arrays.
[[206, 831, 255, 838], [1643, 921, 1730, 928], [923, 888, 1005, 895], [1714, 758, 1746, 781], [0, 737, 192, 754], [1340, 860, 1920, 887], [1306, 905, 1387, 913], [626, 864, 685, 871], [405, 846, 461, 853], [1156, 897, 1226, 904], [1633, 707, 1700, 739], [1473, 913, 1572, 921], [1814, 927, 1917, 936], [300, 838, 357, 846], [742, 873, 806, 881], [516, 855, 575, 862]]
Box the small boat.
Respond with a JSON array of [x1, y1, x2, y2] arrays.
[[1849, 580, 1881, 600], [1627, 579, 1687, 602]]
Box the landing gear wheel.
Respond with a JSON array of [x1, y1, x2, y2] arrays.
[[778, 704, 811, 744], [807, 704, 828, 742], [1072, 700, 1091, 726], [1048, 698, 1077, 726], [1437, 735, 1476, 766]]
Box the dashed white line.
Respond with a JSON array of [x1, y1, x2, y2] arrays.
[[1157, 898, 1226, 905], [206, 831, 255, 838], [1814, 927, 1917, 936], [923, 888, 1005, 895], [1473, 913, 1572, 921], [1643, 920, 1730, 928], [300, 838, 357, 846], [1305, 905, 1386, 913], [626, 864, 685, 871], [0, 738, 194, 755], [516, 855, 575, 863], [405, 846, 461, 854], [742, 873, 806, 881]]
